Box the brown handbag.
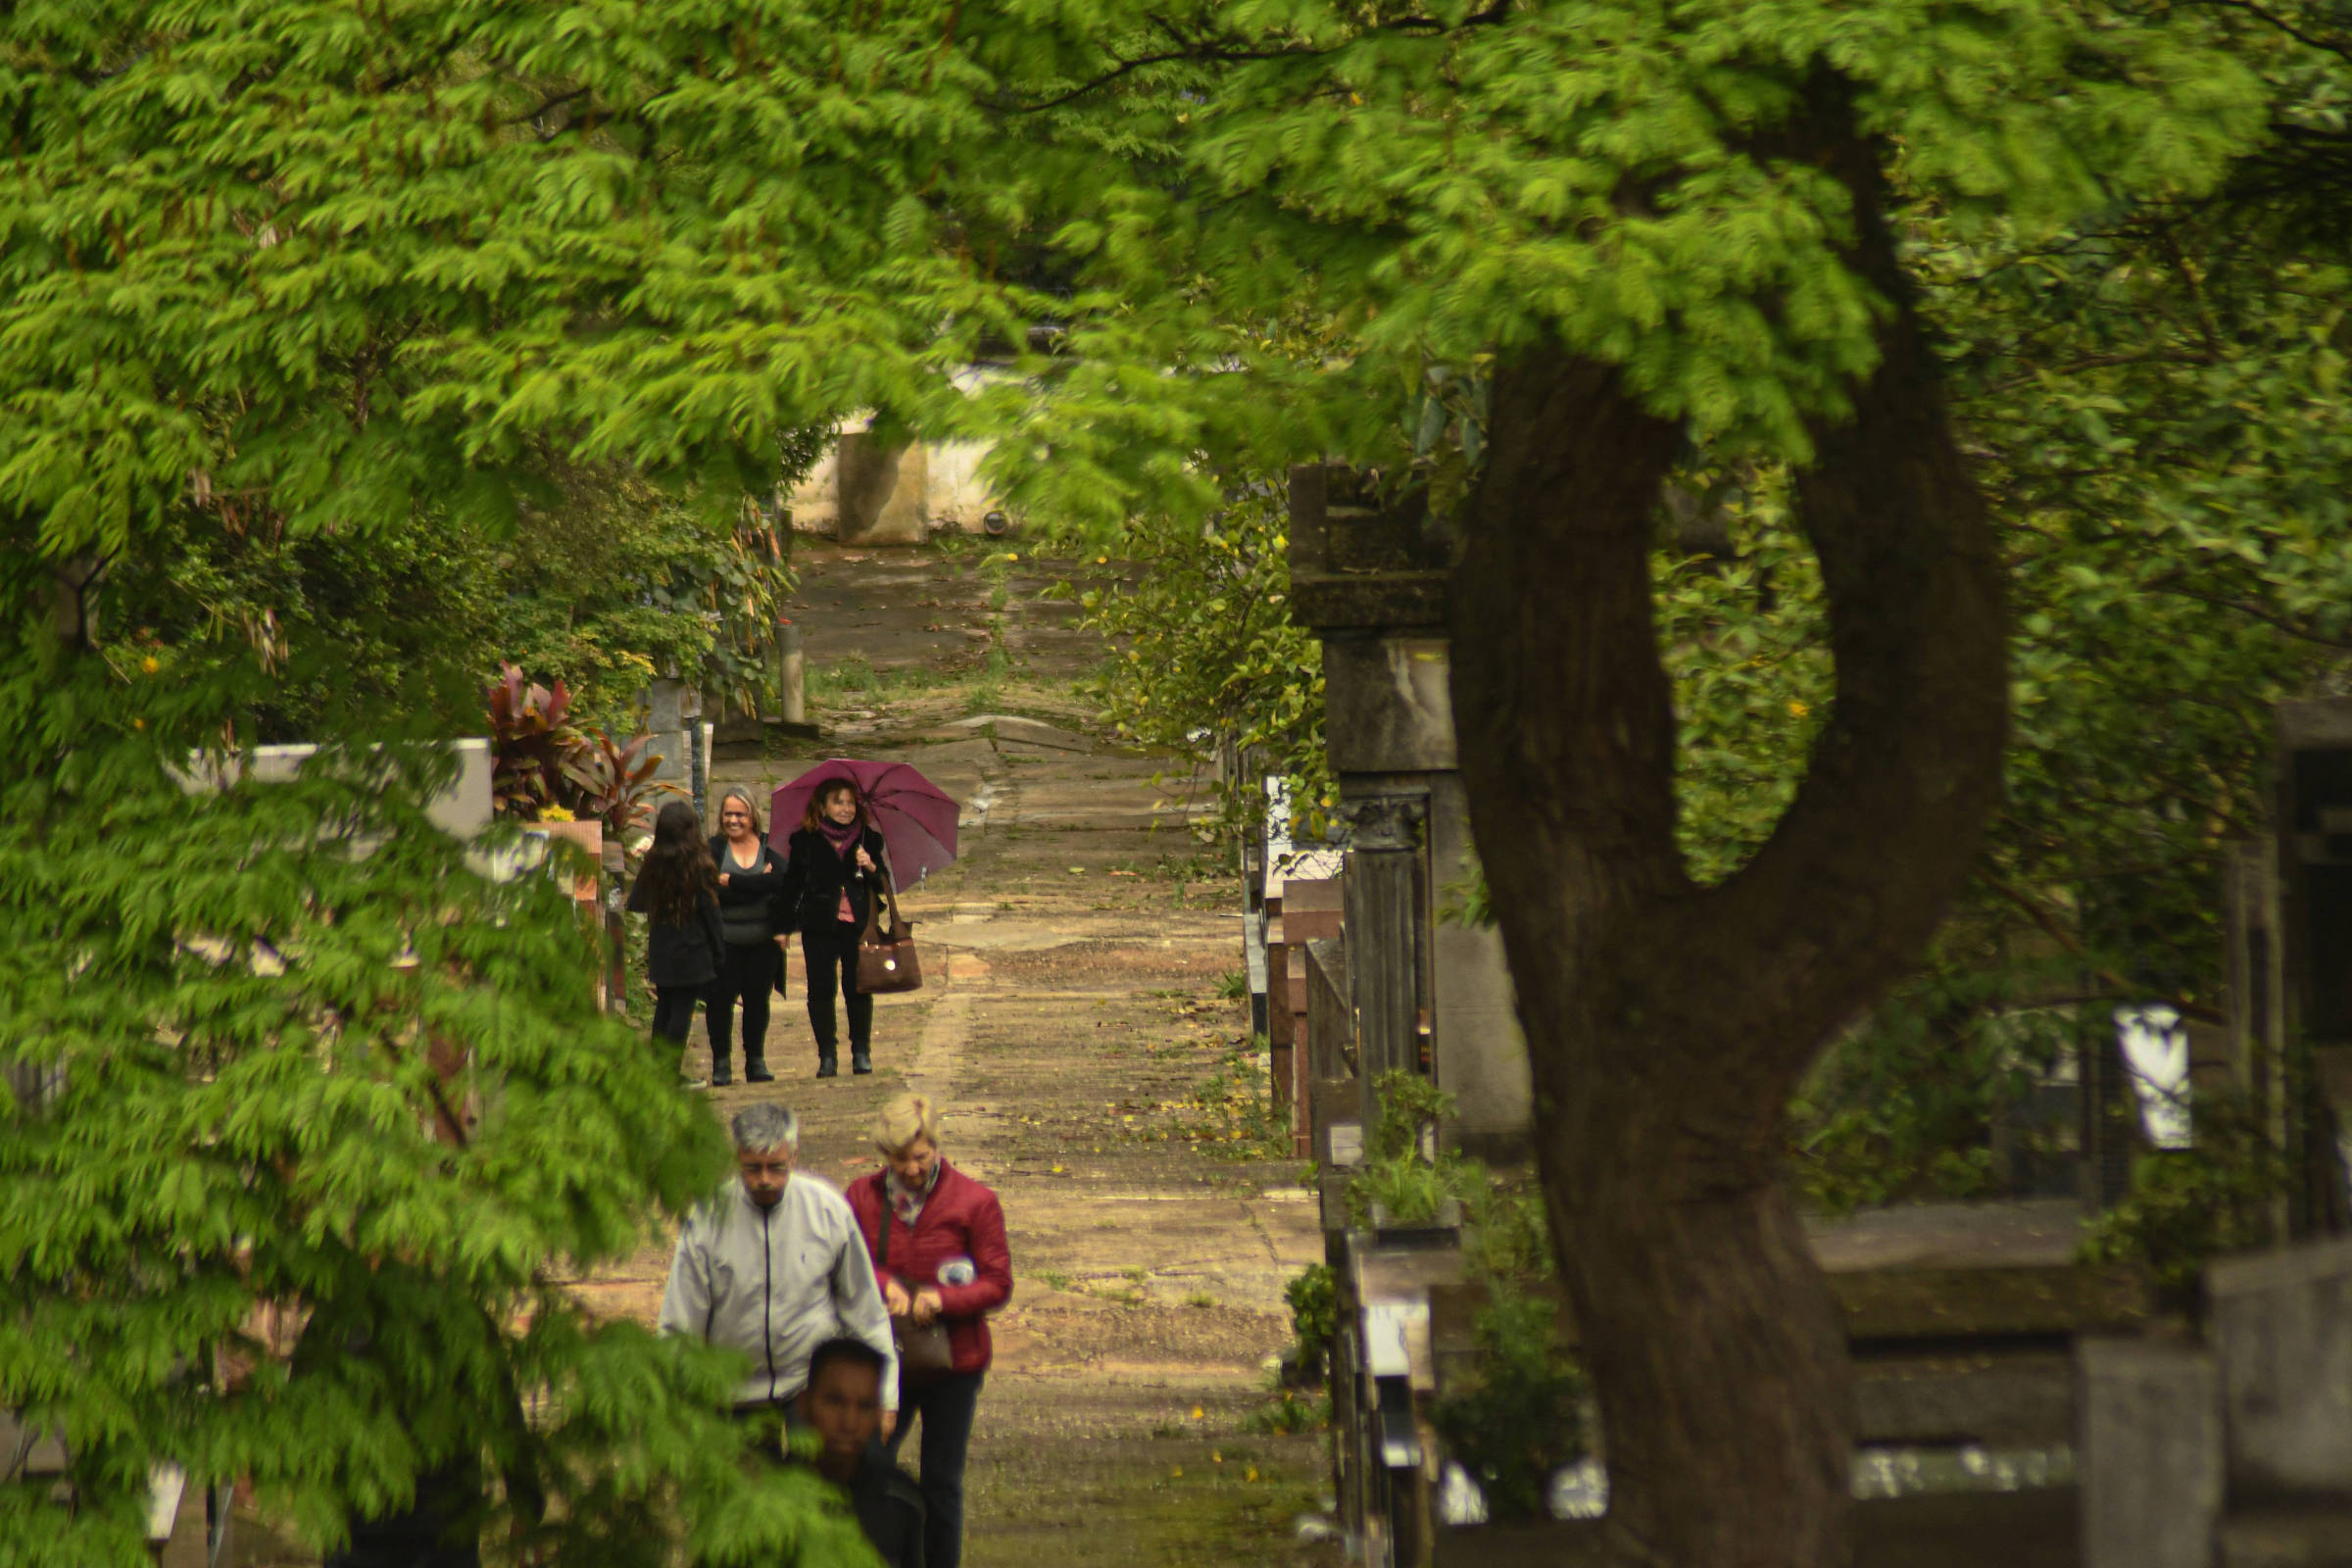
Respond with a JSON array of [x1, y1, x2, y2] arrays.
[[875, 1200, 956, 1389], [855, 862, 922, 994]]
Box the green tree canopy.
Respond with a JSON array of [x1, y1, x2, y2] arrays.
[[4, 1, 2337, 1563]]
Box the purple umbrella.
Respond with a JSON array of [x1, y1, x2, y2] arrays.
[[769, 759, 960, 886]]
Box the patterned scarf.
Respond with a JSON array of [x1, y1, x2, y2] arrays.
[[885, 1159, 941, 1230]]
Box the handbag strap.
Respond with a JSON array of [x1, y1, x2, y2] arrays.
[[875, 1185, 891, 1270], [861, 852, 905, 944]]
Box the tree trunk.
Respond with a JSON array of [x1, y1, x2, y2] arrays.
[[1446, 89, 2009, 1567]]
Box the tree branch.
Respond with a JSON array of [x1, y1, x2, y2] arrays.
[[2197, 0, 2352, 62], [999, 5, 1513, 113], [1001, 44, 1317, 113], [2145, 571, 2352, 649], [1978, 871, 2227, 1024], [507, 85, 591, 132], [1701, 75, 2011, 1077]]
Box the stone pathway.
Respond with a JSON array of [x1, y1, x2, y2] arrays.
[[589, 542, 1345, 1565]]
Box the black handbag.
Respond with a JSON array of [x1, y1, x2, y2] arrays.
[[875, 1200, 955, 1389]]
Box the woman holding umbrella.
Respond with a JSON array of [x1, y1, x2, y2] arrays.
[[776, 776, 890, 1077]]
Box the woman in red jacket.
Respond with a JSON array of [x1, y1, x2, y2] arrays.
[[848, 1093, 1011, 1568]]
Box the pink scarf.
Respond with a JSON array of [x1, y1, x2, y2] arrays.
[[818, 813, 863, 922]]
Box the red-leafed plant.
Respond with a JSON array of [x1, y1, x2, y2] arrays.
[[564, 727, 682, 846], [486, 663, 581, 819]]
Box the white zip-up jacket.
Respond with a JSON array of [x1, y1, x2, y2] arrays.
[[659, 1171, 899, 1411]]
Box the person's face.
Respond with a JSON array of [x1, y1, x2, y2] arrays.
[[887, 1135, 938, 1189], [719, 800, 757, 842], [738, 1145, 795, 1208], [823, 789, 858, 826], [802, 1359, 882, 1466]]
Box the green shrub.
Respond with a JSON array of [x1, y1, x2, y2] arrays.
[[1429, 1286, 1590, 1522], [1245, 1387, 1331, 1436], [1283, 1264, 1338, 1381], [1347, 1070, 1482, 1226], [2079, 1092, 2287, 1311]]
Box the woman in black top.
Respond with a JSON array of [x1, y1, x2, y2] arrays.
[[775, 777, 889, 1079], [625, 800, 726, 1066], [705, 787, 788, 1086]]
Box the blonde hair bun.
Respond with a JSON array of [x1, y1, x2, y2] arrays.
[[875, 1092, 944, 1154]]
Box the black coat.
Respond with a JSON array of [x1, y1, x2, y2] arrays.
[[625, 876, 726, 989], [841, 1446, 926, 1568], [707, 834, 788, 947], [775, 824, 889, 934]]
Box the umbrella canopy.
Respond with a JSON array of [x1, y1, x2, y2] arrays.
[[769, 759, 960, 886]]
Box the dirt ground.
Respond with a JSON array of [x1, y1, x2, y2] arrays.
[[594, 539, 1345, 1567]]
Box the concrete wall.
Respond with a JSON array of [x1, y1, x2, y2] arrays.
[[1428, 774, 1531, 1155], [2210, 1235, 2352, 1499], [926, 439, 1002, 529], [2078, 1338, 2223, 1568], [833, 430, 930, 545], [1324, 635, 1455, 773], [785, 425, 1007, 542], [181, 739, 493, 839]]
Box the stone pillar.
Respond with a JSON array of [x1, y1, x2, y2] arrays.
[[2276, 698, 2352, 1235], [775, 617, 806, 725], [1344, 793, 1426, 1137], [1292, 466, 1536, 1160], [434, 738, 496, 839], [2078, 1337, 2222, 1568], [693, 721, 712, 824], [646, 678, 697, 791], [1307, 938, 1358, 1231], [2210, 1236, 2352, 1500]]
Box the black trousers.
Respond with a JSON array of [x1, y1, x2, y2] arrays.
[[887, 1370, 983, 1568], [707, 941, 780, 1071], [800, 920, 871, 1057], [651, 985, 700, 1045]]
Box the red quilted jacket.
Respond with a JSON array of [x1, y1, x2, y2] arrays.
[[846, 1159, 1012, 1376]]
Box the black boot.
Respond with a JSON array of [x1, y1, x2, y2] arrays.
[[851, 1051, 872, 1076], [744, 1054, 774, 1084], [710, 1061, 732, 1088], [816, 1054, 838, 1080]]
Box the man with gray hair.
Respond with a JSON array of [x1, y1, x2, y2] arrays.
[[660, 1103, 898, 1432]]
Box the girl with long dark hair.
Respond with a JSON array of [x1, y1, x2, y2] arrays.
[[625, 800, 727, 1062], [775, 777, 889, 1078]]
